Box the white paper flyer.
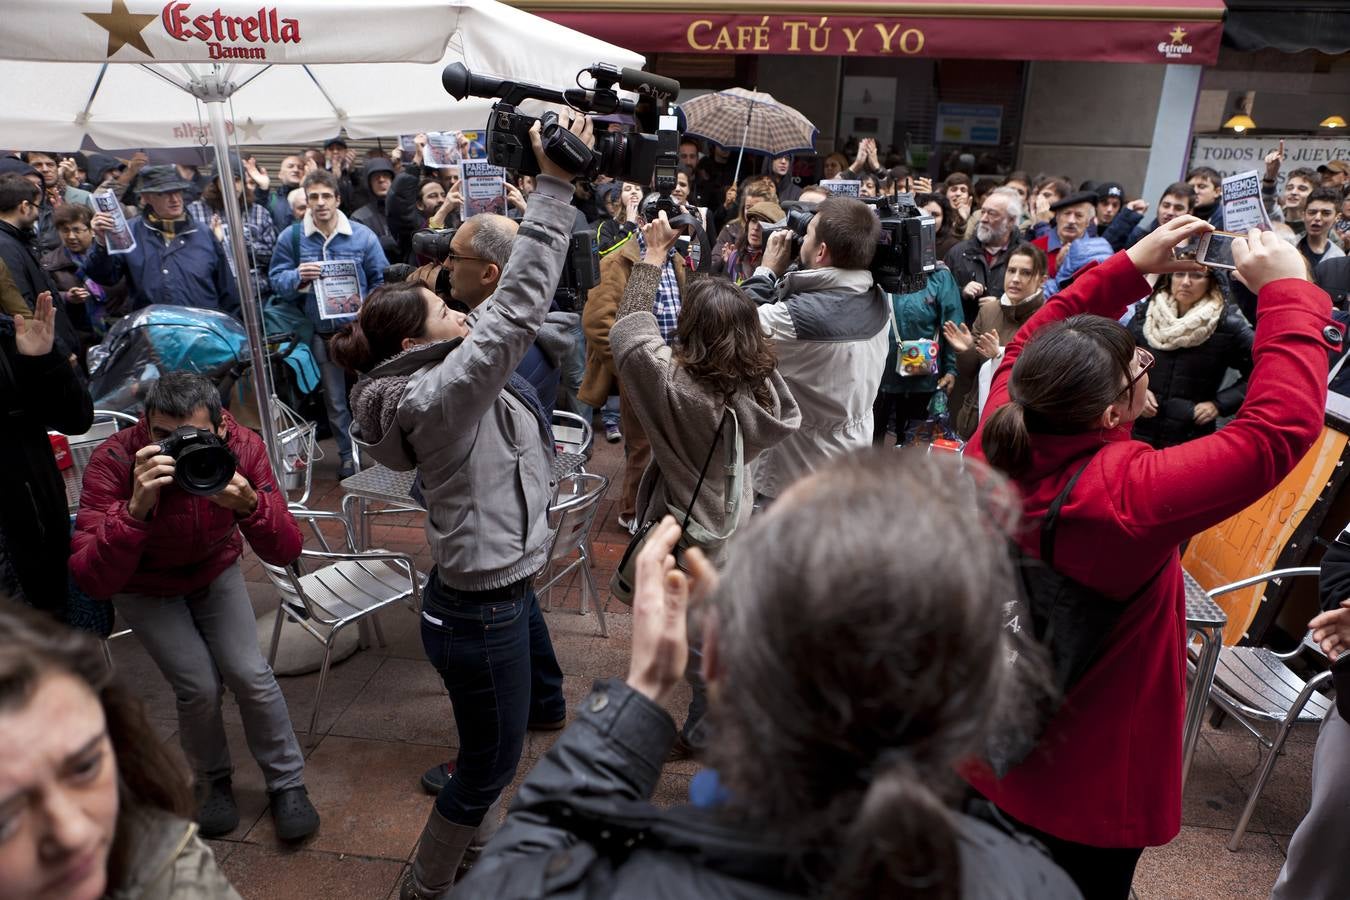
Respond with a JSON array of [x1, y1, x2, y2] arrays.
[[460, 160, 507, 217], [1221, 170, 1272, 233], [821, 179, 862, 198], [314, 259, 362, 320], [93, 189, 136, 254]]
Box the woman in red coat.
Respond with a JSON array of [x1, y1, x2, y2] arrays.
[[963, 217, 1336, 899]]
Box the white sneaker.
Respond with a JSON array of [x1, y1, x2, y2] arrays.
[[617, 513, 636, 534]]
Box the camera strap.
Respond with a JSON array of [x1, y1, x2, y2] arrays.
[[669, 212, 712, 275]]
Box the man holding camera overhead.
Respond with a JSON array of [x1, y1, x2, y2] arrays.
[[740, 196, 890, 504], [69, 372, 318, 844]]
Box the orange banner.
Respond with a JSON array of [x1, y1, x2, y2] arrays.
[[1183, 426, 1349, 645]]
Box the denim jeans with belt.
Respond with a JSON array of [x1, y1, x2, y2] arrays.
[[421, 570, 566, 827]]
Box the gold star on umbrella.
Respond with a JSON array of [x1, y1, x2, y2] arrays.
[[240, 118, 265, 142], [85, 0, 157, 58], [1169, 26, 1188, 45]]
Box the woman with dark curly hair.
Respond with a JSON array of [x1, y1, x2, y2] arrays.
[[612, 211, 800, 758], [0, 600, 240, 899]]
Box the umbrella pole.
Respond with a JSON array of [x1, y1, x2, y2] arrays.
[[202, 92, 284, 480], [731, 89, 757, 187]]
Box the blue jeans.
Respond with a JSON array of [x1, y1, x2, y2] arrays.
[[420, 571, 566, 827], [310, 332, 352, 459]]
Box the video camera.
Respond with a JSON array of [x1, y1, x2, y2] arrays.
[[410, 226, 600, 312], [442, 61, 680, 183], [761, 195, 936, 294]]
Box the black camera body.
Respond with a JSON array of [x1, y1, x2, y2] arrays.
[[556, 230, 601, 312], [158, 426, 237, 496], [869, 194, 938, 295]]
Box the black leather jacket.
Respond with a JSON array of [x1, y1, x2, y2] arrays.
[[455, 679, 1082, 900]]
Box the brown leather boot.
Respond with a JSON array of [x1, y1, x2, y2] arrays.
[[399, 807, 477, 900]]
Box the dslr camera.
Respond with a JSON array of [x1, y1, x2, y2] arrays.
[[158, 426, 237, 496], [761, 195, 937, 293], [442, 61, 680, 183]]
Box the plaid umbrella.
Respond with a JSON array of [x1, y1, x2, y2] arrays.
[[681, 88, 818, 184]]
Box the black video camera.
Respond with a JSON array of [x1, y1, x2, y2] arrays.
[[760, 205, 818, 257], [411, 227, 455, 262], [158, 425, 237, 496], [442, 62, 680, 183], [867, 194, 938, 294], [556, 230, 601, 312], [760, 196, 936, 293]]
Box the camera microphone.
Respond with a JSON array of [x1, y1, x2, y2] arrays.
[[619, 68, 680, 105]]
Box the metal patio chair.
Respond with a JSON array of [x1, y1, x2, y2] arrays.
[[1201, 567, 1335, 850], [262, 507, 422, 745], [536, 472, 611, 637]]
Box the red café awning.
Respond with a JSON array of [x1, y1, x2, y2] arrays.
[[505, 0, 1225, 65]]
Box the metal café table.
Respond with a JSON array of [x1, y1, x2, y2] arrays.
[[1181, 569, 1229, 788], [339, 452, 588, 550]]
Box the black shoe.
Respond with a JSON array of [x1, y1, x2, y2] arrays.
[[270, 785, 320, 842], [667, 734, 695, 763], [197, 777, 239, 838], [421, 761, 453, 796]]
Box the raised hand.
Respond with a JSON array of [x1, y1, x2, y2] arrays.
[[14, 291, 56, 357], [943, 320, 974, 352], [626, 517, 690, 704], [975, 330, 1001, 360], [1125, 214, 1212, 275], [641, 212, 680, 265], [1232, 227, 1310, 293]]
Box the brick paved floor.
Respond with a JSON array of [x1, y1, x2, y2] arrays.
[[107, 435, 1314, 899]]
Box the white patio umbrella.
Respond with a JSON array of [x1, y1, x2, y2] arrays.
[[0, 0, 643, 474]]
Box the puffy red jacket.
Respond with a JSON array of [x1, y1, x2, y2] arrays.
[[70, 410, 301, 599], [963, 253, 1335, 848]]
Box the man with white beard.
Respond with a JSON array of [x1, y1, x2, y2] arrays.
[[942, 186, 1022, 323]]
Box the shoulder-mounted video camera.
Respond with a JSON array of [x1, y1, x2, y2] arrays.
[[759, 194, 936, 294], [442, 61, 680, 183]]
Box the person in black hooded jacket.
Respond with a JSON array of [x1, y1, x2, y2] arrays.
[[351, 156, 399, 260], [1127, 267, 1253, 449], [0, 293, 93, 616]]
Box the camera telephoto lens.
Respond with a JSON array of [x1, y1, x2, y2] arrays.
[[159, 426, 237, 497]]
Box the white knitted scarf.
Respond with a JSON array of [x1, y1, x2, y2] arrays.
[[1142, 289, 1224, 351]]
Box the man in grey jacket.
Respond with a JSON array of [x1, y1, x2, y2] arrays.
[[345, 117, 594, 900], [740, 197, 889, 503]]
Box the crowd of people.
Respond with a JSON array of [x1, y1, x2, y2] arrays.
[[1, 111, 1349, 900]]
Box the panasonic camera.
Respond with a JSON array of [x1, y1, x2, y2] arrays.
[[442, 61, 680, 183], [409, 226, 599, 311], [158, 426, 237, 496]]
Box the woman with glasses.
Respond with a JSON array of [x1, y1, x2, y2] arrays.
[[1127, 267, 1253, 449], [41, 204, 128, 346], [964, 216, 1334, 900]]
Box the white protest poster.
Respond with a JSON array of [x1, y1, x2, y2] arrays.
[[424, 132, 461, 168], [398, 134, 420, 158], [460, 160, 507, 217], [314, 260, 362, 320], [821, 178, 862, 198], [1220, 170, 1271, 233], [1190, 136, 1349, 195], [93, 189, 136, 254]]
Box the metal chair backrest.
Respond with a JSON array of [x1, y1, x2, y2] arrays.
[[546, 472, 608, 555], [552, 410, 593, 458]]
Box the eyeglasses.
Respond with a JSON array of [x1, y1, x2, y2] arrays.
[[445, 251, 486, 264], [1123, 346, 1154, 395]]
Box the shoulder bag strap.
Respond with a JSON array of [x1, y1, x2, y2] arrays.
[[1039, 462, 1091, 569], [678, 408, 730, 536]]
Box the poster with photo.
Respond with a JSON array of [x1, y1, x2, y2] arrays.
[[821, 179, 862, 198], [424, 131, 462, 168], [314, 260, 362, 321], [398, 134, 420, 158], [460, 160, 507, 217], [93, 189, 136, 254]]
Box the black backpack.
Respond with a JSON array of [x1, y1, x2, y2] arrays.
[[987, 462, 1168, 776]]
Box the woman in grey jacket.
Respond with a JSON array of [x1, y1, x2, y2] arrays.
[[612, 212, 800, 758], [332, 119, 595, 899]]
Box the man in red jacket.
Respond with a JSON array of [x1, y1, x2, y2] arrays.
[[70, 373, 318, 842]]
